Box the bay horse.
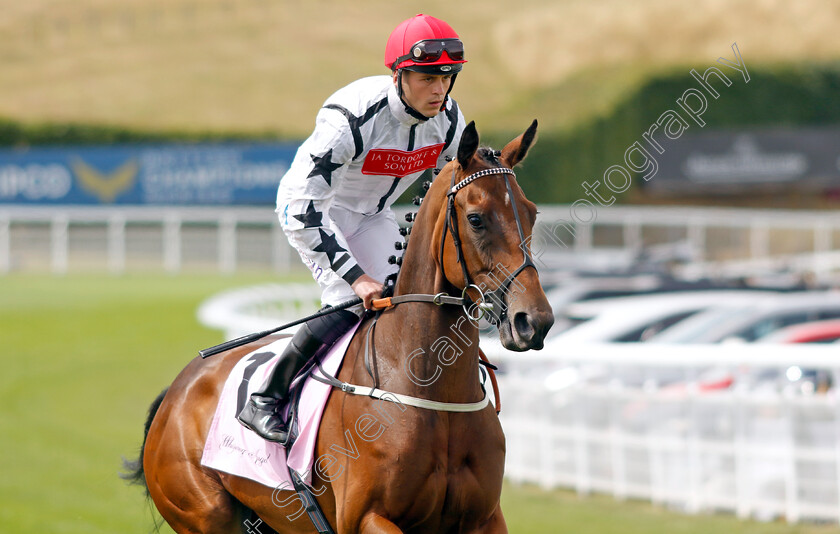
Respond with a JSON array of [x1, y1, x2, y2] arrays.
[[125, 120, 554, 533]]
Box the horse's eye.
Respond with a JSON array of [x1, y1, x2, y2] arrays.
[[467, 214, 484, 229]]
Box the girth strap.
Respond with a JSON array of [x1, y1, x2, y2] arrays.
[[289, 470, 335, 534]]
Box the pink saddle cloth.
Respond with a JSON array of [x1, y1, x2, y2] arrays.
[[201, 323, 360, 488]]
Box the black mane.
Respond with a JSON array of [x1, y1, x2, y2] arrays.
[[477, 147, 500, 165]]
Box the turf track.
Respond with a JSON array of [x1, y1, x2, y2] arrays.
[[2, 273, 839, 533]]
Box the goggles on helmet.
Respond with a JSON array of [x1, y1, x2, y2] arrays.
[[391, 38, 465, 70]]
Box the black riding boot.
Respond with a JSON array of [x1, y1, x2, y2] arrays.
[[237, 308, 360, 443]]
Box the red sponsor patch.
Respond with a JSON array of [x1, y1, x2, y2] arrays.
[[361, 143, 445, 178]]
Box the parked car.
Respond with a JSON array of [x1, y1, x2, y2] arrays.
[[532, 274, 670, 334], [507, 273, 782, 337], [482, 291, 775, 394], [475, 273, 668, 336], [551, 290, 778, 343], [645, 291, 840, 344], [756, 318, 840, 344], [748, 318, 840, 394]]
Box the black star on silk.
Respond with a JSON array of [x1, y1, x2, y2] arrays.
[[312, 228, 347, 267], [292, 200, 323, 228], [307, 149, 342, 186], [324, 98, 388, 160]]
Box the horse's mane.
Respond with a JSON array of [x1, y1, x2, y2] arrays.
[[476, 147, 501, 166]]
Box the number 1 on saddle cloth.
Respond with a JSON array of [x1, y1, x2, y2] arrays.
[[236, 308, 362, 445]]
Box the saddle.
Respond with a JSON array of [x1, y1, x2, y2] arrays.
[[200, 322, 362, 489]]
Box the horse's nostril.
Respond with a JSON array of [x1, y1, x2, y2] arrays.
[[513, 312, 535, 342]]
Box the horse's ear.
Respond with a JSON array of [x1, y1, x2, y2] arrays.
[[457, 121, 479, 171], [501, 119, 538, 167]]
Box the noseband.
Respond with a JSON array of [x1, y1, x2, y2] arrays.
[[439, 165, 538, 325]]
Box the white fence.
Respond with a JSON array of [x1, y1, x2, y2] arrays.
[[487, 343, 840, 523], [2, 205, 840, 277], [0, 206, 297, 274], [532, 205, 840, 284]]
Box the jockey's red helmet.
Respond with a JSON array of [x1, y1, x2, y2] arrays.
[[384, 14, 467, 75]]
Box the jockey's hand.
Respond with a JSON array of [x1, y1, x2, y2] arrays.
[[351, 274, 384, 309]]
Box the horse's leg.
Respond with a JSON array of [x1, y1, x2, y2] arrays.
[[147, 459, 241, 533], [355, 507, 507, 534], [223, 474, 334, 533], [358, 514, 404, 534], [145, 356, 243, 533]]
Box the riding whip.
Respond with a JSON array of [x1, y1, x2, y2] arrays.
[[198, 296, 369, 359]]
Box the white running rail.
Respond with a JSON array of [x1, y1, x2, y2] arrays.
[[485, 342, 840, 524]]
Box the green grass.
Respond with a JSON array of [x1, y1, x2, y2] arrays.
[[0, 273, 291, 533], [2, 273, 840, 533], [502, 483, 840, 534]]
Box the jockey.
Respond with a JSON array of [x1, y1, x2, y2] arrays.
[[238, 13, 467, 443]]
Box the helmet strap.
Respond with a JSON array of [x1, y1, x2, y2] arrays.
[[440, 73, 457, 112]]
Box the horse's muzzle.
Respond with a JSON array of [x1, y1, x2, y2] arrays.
[[500, 309, 554, 351]]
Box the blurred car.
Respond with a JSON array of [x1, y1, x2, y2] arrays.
[[644, 291, 840, 344], [483, 290, 776, 394], [755, 318, 840, 344], [534, 274, 670, 334], [551, 290, 778, 343], [538, 291, 838, 395], [510, 273, 781, 337], [475, 273, 668, 336], [640, 292, 840, 396], [748, 318, 840, 394]]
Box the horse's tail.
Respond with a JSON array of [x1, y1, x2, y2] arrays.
[[120, 387, 169, 494]]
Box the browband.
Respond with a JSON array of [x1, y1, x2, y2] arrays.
[[449, 167, 515, 196]]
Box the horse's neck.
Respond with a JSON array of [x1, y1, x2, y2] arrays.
[[381, 215, 484, 402]]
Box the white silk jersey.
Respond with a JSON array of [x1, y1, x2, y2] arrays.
[[276, 75, 465, 291]]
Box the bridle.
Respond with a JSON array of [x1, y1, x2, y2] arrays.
[[306, 162, 534, 417], [438, 164, 538, 326]]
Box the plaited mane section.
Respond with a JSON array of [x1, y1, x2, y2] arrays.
[[382, 176, 433, 298]]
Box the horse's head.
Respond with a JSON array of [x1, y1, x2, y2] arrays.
[[430, 120, 554, 351]]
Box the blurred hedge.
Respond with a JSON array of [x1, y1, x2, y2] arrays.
[[4, 62, 840, 204], [484, 62, 840, 203], [0, 119, 279, 147]]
